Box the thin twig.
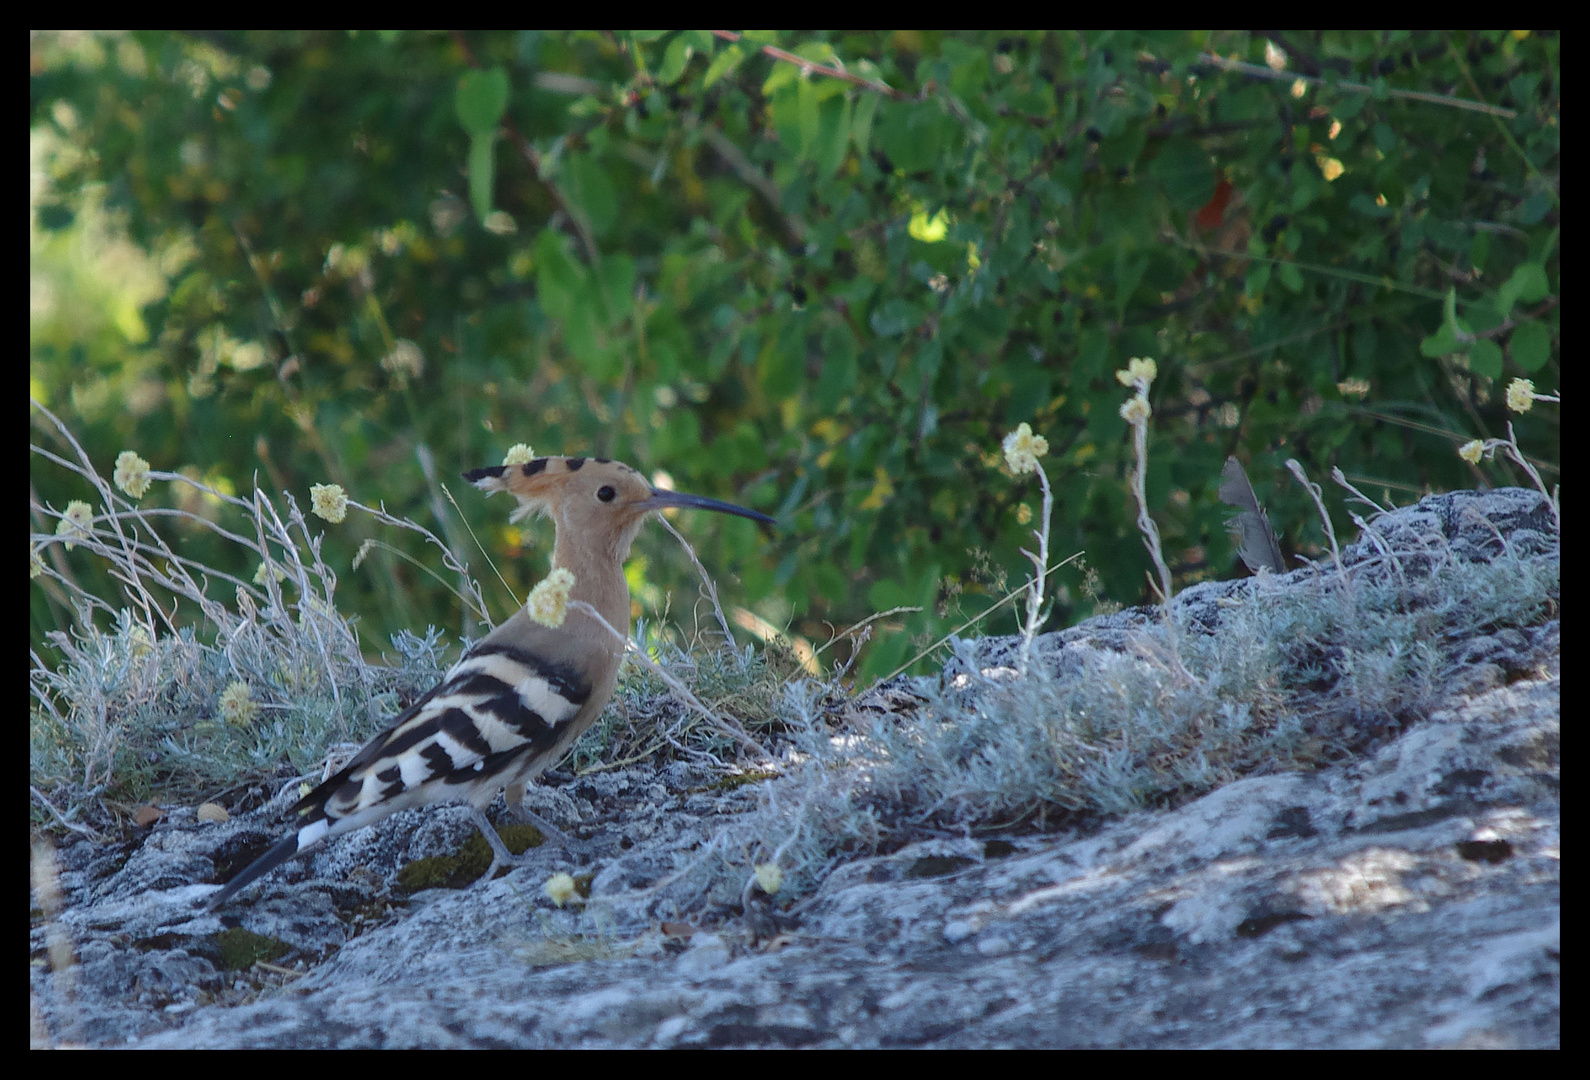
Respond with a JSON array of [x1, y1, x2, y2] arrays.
[[657, 516, 737, 655], [1285, 459, 1346, 579], [1195, 51, 1517, 118], [709, 30, 903, 98], [568, 600, 765, 760]]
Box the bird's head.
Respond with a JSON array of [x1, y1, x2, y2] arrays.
[[465, 456, 773, 562]]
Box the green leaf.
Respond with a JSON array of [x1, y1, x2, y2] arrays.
[[1516, 191, 1552, 225], [1147, 138, 1215, 211], [455, 67, 510, 136], [1467, 339, 1503, 379], [814, 94, 852, 179], [870, 299, 919, 336], [758, 336, 801, 397], [1278, 261, 1305, 294], [1420, 287, 1470, 357], [1419, 324, 1458, 358], [703, 44, 744, 88], [1494, 262, 1548, 320], [1508, 321, 1552, 372], [1511, 262, 1550, 303], [875, 101, 951, 173], [851, 90, 880, 156], [797, 77, 820, 160], [1470, 231, 1491, 273], [763, 61, 802, 97], [657, 36, 694, 85], [565, 153, 618, 237], [1113, 254, 1148, 317], [628, 30, 669, 43], [598, 253, 636, 327], [466, 133, 495, 222], [534, 229, 587, 321]]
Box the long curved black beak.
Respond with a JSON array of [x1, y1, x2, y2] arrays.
[[640, 488, 775, 526]]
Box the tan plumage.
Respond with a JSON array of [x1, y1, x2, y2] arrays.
[[208, 456, 773, 908]]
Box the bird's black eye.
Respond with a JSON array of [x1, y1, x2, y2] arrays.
[[597, 485, 617, 503]]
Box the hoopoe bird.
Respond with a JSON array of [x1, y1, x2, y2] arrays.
[[207, 456, 773, 908]]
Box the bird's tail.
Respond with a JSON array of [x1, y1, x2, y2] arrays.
[[205, 817, 329, 910]]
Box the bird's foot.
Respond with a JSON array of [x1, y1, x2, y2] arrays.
[[468, 806, 604, 885]]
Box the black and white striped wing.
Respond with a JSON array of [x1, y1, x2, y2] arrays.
[[306, 641, 592, 829], [207, 642, 590, 908]]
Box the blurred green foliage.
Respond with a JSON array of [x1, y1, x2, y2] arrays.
[[30, 30, 1559, 682]]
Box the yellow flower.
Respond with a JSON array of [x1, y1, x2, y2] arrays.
[[113, 451, 152, 499], [1336, 378, 1371, 398], [1264, 41, 1287, 72], [483, 211, 518, 236], [1505, 378, 1535, 414], [1458, 439, 1486, 465], [908, 206, 950, 243], [1015, 503, 1032, 525], [253, 561, 287, 586], [1115, 356, 1157, 392], [502, 443, 536, 467], [380, 339, 425, 380], [55, 500, 94, 551], [30, 546, 45, 579], [1290, 78, 1307, 99], [755, 863, 783, 895], [310, 483, 348, 523], [1119, 396, 1152, 424], [527, 567, 576, 628], [1328, 119, 1342, 141], [1001, 423, 1049, 475], [219, 680, 258, 726], [858, 466, 895, 511], [544, 872, 578, 907], [1317, 156, 1345, 182]]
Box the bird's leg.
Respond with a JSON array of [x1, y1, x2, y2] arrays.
[[503, 782, 612, 861], [502, 780, 591, 850], [467, 804, 602, 886], [467, 805, 538, 884], [505, 804, 577, 848]]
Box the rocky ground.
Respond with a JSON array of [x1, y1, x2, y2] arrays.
[[30, 488, 1559, 1048]]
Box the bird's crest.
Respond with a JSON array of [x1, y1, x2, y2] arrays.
[[464, 456, 642, 523]]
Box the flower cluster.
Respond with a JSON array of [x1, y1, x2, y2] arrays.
[[755, 863, 783, 895], [54, 500, 94, 551], [502, 443, 536, 467], [310, 483, 348, 523], [1001, 423, 1048, 475], [1116, 356, 1157, 424], [543, 872, 578, 907], [527, 567, 576, 628], [1115, 356, 1157, 394], [218, 680, 259, 726], [113, 451, 152, 499]]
